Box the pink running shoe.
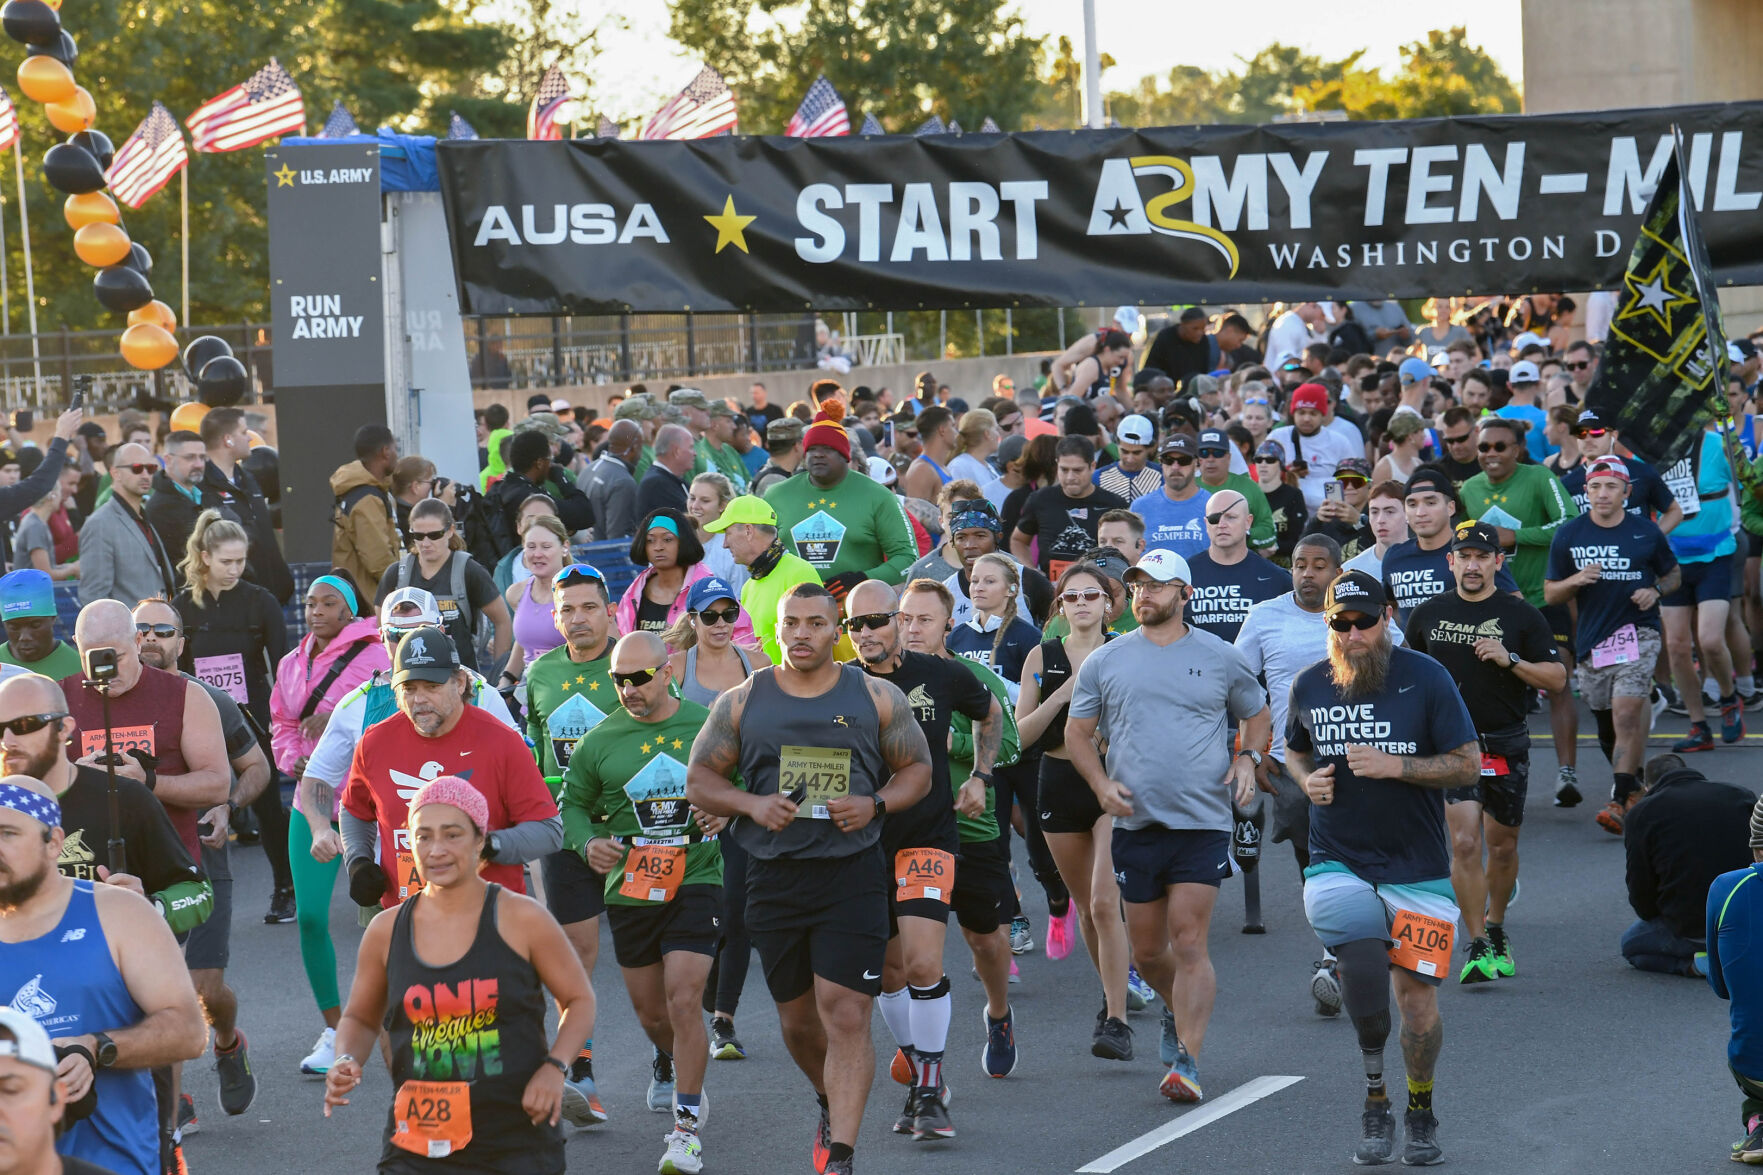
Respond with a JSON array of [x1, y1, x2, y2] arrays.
[[1047, 905, 1076, 961]]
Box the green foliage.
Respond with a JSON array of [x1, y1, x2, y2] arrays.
[[665, 0, 1045, 135]]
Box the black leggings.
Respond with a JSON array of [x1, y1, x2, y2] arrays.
[[248, 726, 292, 893], [993, 754, 1069, 916], [704, 833, 753, 1017]]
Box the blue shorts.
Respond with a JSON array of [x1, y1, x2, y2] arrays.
[[1303, 863, 1461, 985], [1110, 826, 1234, 903], [1662, 552, 1735, 608]]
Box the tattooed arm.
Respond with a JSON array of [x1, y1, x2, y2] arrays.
[[970, 696, 1003, 778], [869, 676, 933, 812], [1345, 740, 1479, 789]]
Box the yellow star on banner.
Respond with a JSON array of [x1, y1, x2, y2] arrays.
[[273, 164, 296, 187], [704, 195, 756, 255]]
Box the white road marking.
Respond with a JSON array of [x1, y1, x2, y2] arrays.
[[1076, 1075, 1305, 1173]]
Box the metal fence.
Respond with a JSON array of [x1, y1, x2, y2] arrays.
[[0, 322, 272, 414]]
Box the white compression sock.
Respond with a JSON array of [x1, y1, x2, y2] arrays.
[[877, 987, 912, 1049]]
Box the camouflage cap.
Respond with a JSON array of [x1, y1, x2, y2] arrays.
[[669, 388, 711, 411], [613, 394, 654, 421], [512, 411, 569, 442], [706, 398, 738, 419], [766, 416, 805, 443]]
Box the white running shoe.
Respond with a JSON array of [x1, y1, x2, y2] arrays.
[[299, 1027, 336, 1076], [659, 1128, 704, 1174]]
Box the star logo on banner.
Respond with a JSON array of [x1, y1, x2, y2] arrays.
[[273, 164, 297, 188], [704, 195, 757, 255], [1618, 256, 1697, 336]]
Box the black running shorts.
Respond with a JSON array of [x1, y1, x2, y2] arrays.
[[745, 847, 889, 1002], [1037, 755, 1105, 835], [951, 838, 1014, 936]]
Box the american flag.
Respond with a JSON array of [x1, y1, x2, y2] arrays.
[[446, 110, 478, 140], [318, 100, 359, 139], [979, 116, 1000, 133], [642, 66, 738, 140], [915, 114, 945, 136], [107, 102, 188, 209], [595, 114, 618, 139], [0, 87, 16, 154], [526, 65, 568, 140], [858, 112, 883, 136], [786, 75, 849, 138], [186, 59, 305, 153]]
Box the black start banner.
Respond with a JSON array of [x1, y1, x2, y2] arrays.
[[435, 101, 1763, 316]]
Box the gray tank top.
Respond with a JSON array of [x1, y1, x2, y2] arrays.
[[734, 664, 887, 861], [681, 644, 752, 707]]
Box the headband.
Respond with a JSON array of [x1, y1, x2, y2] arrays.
[[0, 782, 58, 829], [646, 515, 681, 537], [951, 508, 1002, 535], [309, 575, 360, 615]]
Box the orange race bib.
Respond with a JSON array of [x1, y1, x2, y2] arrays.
[[390, 1079, 472, 1158], [619, 842, 686, 903], [894, 848, 955, 904], [80, 724, 155, 759], [394, 845, 421, 903], [1387, 908, 1454, 978]]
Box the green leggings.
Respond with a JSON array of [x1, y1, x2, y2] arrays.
[[288, 812, 344, 1012]]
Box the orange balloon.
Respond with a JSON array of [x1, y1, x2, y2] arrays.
[[44, 86, 95, 134], [128, 300, 176, 332], [74, 223, 131, 268], [169, 402, 209, 433], [120, 323, 179, 371], [16, 57, 74, 105], [42, 0, 60, 9], [247, 430, 267, 449], [65, 191, 119, 231]]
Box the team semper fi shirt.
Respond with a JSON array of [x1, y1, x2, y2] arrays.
[[1285, 646, 1477, 884], [342, 705, 559, 906]]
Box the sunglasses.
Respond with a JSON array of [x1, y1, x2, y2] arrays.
[[694, 605, 741, 626], [556, 563, 607, 587], [950, 499, 994, 516], [843, 611, 898, 632], [1336, 476, 1368, 487], [1205, 508, 1244, 524], [134, 622, 178, 638], [1160, 454, 1195, 467], [116, 463, 156, 475], [1478, 441, 1512, 453], [613, 667, 661, 690], [410, 528, 449, 543], [1328, 613, 1381, 632], [1443, 433, 1473, 445], [1060, 587, 1105, 603], [1197, 448, 1228, 458], [0, 712, 65, 738], [1575, 428, 1607, 439], [1565, 361, 1591, 370], [1242, 397, 1271, 406]]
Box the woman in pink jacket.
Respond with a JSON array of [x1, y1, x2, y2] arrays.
[[270, 572, 389, 1076], [614, 507, 757, 650]]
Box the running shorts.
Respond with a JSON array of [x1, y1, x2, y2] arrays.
[[1303, 863, 1461, 986], [539, 847, 607, 925], [1580, 627, 1663, 710], [1109, 826, 1234, 902], [746, 847, 889, 1002], [1663, 553, 1735, 608], [951, 838, 1014, 936], [1037, 755, 1104, 835], [184, 841, 231, 971], [1444, 726, 1530, 828], [882, 825, 958, 934], [606, 884, 720, 968]]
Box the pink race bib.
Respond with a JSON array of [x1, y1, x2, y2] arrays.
[[194, 653, 248, 703]]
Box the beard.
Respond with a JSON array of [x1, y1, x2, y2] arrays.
[[1133, 593, 1184, 627], [1328, 628, 1393, 699], [3, 739, 58, 781], [0, 856, 49, 912]]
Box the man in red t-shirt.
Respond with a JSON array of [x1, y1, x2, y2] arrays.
[[340, 625, 561, 907]]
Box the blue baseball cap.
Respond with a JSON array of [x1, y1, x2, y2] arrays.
[[1398, 357, 1435, 386], [0, 569, 54, 621], [686, 576, 739, 613]]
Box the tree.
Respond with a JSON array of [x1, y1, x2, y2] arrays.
[[665, 0, 1045, 134]]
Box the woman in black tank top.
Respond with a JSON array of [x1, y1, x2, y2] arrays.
[[1012, 564, 1133, 1046], [323, 792, 593, 1174]]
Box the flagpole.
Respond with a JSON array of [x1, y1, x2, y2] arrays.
[[14, 149, 38, 398], [0, 181, 10, 337], [180, 167, 190, 328]]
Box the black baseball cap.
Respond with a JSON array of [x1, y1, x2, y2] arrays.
[[1323, 570, 1387, 620], [1451, 521, 1502, 553], [392, 626, 461, 686], [1574, 409, 1606, 435], [1081, 546, 1130, 585], [1159, 433, 1196, 457], [1404, 468, 1457, 501], [1196, 429, 1229, 455]]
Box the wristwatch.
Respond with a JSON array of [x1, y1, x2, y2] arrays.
[[92, 1032, 118, 1070], [482, 832, 502, 862], [872, 795, 887, 820], [1507, 650, 1521, 668], [1236, 748, 1263, 767], [541, 1055, 569, 1076], [971, 770, 997, 785]]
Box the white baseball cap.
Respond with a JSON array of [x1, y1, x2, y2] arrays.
[[1511, 331, 1547, 352], [0, 1008, 57, 1078], [1509, 360, 1541, 384], [1114, 306, 1142, 334], [380, 586, 442, 628], [1124, 548, 1192, 586], [1116, 414, 1155, 446], [865, 455, 897, 487]]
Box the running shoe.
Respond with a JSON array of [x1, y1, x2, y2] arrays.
[[299, 1026, 336, 1076], [710, 1015, 745, 1061], [812, 1102, 832, 1172], [1009, 914, 1035, 955], [1596, 790, 1644, 835], [214, 1030, 257, 1116], [1126, 966, 1153, 1011], [890, 1047, 914, 1086], [982, 1005, 1017, 1078], [1673, 721, 1715, 754], [1008, 959, 1021, 984], [1696, 951, 1710, 977], [264, 886, 296, 925], [1158, 1005, 1180, 1066], [659, 1127, 703, 1174], [893, 1087, 921, 1135], [1661, 681, 1687, 717], [1355, 1096, 1395, 1165], [1402, 1110, 1443, 1165], [1724, 696, 1747, 744], [1159, 1045, 1202, 1102], [648, 1049, 676, 1113], [1312, 958, 1343, 1017], [1732, 1114, 1763, 1163], [177, 1093, 199, 1137], [1091, 1014, 1133, 1061], [1553, 765, 1582, 808], [1747, 689, 1763, 713], [823, 1156, 854, 1175], [1487, 925, 1515, 978], [911, 1090, 955, 1140], [1047, 904, 1076, 961], [1458, 937, 1499, 984], [561, 1073, 608, 1126]]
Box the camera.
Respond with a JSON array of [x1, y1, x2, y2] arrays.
[[82, 646, 119, 684], [10, 409, 30, 432]]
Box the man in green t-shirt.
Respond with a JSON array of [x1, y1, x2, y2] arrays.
[[1458, 416, 1579, 606], [897, 578, 1022, 1079], [704, 400, 751, 492], [763, 417, 917, 597], [561, 632, 719, 1174], [0, 569, 80, 680]]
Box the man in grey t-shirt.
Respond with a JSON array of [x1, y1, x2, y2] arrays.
[[1066, 547, 1268, 1105]]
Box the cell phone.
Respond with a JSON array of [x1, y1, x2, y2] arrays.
[[71, 375, 89, 411], [1325, 479, 1344, 503], [883, 421, 895, 448], [11, 409, 30, 432]]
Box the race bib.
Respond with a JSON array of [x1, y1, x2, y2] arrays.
[[80, 723, 155, 759], [619, 841, 686, 903], [194, 654, 248, 703], [779, 745, 850, 820], [894, 847, 954, 903], [1479, 753, 1509, 777], [1590, 623, 1640, 668], [391, 1080, 472, 1158], [1661, 457, 1701, 517], [791, 510, 847, 568], [1387, 908, 1454, 978], [394, 831, 421, 903], [1048, 558, 1076, 582]]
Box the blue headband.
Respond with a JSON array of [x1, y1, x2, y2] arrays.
[[309, 575, 360, 615], [951, 509, 1001, 535], [0, 782, 58, 829], [647, 515, 681, 537]]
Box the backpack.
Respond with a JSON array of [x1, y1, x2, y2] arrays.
[[450, 483, 503, 573]]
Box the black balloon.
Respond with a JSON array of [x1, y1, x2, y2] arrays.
[[123, 242, 151, 275], [93, 265, 153, 314], [242, 445, 279, 505], [182, 335, 232, 381], [25, 27, 72, 65], [2, 0, 59, 47], [196, 355, 249, 408], [42, 142, 103, 195], [68, 130, 113, 172]]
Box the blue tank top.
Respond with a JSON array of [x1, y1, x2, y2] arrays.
[[1, 880, 156, 1175]]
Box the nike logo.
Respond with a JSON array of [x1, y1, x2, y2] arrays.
[[862, 970, 881, 980], [1399, 684, 1415, 693]]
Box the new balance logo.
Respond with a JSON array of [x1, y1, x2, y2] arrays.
[[60, 928, 86, 943]]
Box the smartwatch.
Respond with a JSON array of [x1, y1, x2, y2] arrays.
[[1507, 651, 1520, 668], [482, 832, 502, 862], [92, 1032, 118, 1070], [1236, 748, 1263, 767], [872, 795, 887, 820]]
